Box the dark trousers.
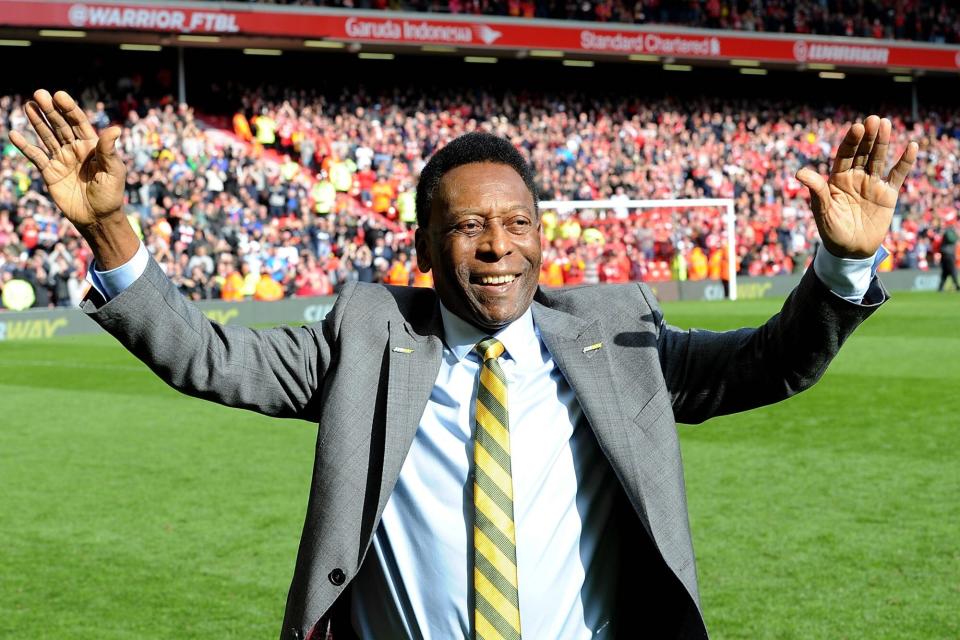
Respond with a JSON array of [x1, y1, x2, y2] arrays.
[[939, 258, 959, 291]]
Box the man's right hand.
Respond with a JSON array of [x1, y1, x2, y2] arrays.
[[10, 89, 139, 269]]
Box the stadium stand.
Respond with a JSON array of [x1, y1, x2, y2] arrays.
[[216, 0, 960, 43], [1, 47, 958, 307]]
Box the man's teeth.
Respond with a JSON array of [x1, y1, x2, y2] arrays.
[[479, 274, 517, 285]]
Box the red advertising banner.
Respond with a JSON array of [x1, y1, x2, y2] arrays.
[[3, 0, 959, 72]]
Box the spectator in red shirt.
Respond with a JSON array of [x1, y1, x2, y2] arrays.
[[599, 251, 629, 283]]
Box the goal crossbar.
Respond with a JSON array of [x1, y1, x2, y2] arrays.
[[539, 198, 738, 300]]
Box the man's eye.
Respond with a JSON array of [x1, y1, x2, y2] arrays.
[[508, 218, 533, 232], [457, 221, 482, 233]]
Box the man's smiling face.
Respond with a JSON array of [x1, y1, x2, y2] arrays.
[[415, 162, 541, 332]]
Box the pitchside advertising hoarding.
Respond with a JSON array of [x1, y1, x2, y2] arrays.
[[0, 297, 336, 341], [0, 270, 946, 341], [1, 0, 959, 72]]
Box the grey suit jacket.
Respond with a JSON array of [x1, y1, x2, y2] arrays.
[[82, 260, 887, 639]]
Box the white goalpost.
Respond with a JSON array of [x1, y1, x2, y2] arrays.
[[539, 198, 739, 301]]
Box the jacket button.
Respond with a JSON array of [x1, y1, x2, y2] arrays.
[[289, 627, 302, 640], [328, 568, 346, 586]]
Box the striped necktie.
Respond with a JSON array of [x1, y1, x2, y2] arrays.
[[472, 337, 522, 640]]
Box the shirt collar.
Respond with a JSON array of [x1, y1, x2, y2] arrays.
[[439, 301, 540, 369]]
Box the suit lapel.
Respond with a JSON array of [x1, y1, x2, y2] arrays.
[[378, 315, 444, 523], [532, 301, 654, 532]]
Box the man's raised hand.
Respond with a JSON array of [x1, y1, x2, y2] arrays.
[[9, 89, 125, 230], [797, 115, 918, 259], [10, 89, 138, 269]]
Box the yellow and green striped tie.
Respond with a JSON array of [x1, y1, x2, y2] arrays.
[[473, 337, 522, 640]]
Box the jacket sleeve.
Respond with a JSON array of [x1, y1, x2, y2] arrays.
[[81, 258, 354, 422], [640, 268, 888, 425]]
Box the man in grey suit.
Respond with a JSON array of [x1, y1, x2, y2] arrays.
[[13, 90, 917, 639]]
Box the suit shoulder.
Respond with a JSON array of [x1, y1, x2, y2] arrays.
[[339, 281, 438, 321], [537, 282, 655, 318]]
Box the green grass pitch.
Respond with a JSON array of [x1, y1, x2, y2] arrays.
[[1, 292, 957, 639]]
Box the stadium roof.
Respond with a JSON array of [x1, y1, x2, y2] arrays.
[[2, 0, 960, 77]]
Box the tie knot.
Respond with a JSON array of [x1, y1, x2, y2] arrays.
[[474, 337, 505, 362]]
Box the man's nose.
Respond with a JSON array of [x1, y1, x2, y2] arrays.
[[478, 221, 511, 259]]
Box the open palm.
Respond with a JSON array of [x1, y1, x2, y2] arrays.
[[9, 90, 125, 228], [797, 115, 918, 259]]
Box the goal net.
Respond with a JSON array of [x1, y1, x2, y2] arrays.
[[538, 198, 739, 300]]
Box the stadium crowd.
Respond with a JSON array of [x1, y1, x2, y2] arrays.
[[1, 83, 958, 309], [236, 0, 960, 43]]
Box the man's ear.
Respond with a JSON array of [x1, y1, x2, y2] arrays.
[[414, 227, 431, 273]]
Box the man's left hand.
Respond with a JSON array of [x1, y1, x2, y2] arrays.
[[797, 115, 918, 259]]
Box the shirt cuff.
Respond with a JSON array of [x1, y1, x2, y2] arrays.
[[86, 242, 150, 301], [813, 244, 887, 303]]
